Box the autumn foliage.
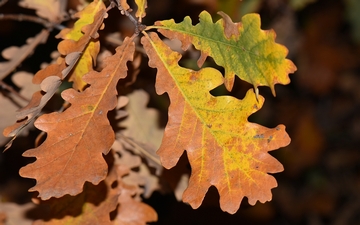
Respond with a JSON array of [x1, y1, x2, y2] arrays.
[[0, 0, 296, 224]]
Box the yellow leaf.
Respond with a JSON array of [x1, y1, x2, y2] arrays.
[[141, 32, 290, 214], [56, 0, 106, 90], [135, 0, 147, 22]]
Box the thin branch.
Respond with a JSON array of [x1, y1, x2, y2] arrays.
[[117, 133, 162, 167], [0, 14, 66, 30], [0, 80, 30, 102], [114, 0, 146, 35]]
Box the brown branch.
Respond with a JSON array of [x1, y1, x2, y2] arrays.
[[0, 14, 65, 30], [0, 80, 30, 102], [113, 0, 146, 35], [0, 13, 52, 28]]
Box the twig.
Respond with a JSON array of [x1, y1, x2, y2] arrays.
[[0, 80, 30, 102], [113, 0, 146, 35], [118, 133, 162, 167], [0, 14, 65, 30]]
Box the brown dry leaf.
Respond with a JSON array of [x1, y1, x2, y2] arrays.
[[12, 72, 41, 100], [112, 139, 160, 198], [117, 89, 163, 174], [0, 202, 35, 225], [0, 72, 39, 146], [0, 29, 49, 81], [32, 163, 120, 225], [113, 164, 157, 225], [3, 1, 108, 149], [19, 37, 135, 200], [19, 0, 68, 23]]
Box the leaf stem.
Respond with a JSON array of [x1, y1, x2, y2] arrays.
[[113, 0, 146, 35], [144, 25, 162, 31]]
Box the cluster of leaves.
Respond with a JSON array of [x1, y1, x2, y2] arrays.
[[0, 0, 296, 223]]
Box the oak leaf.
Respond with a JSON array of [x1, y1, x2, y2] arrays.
[[112, 139, 160, 198], [56, 0, 106, 90], [113, 163, 157, 225], [0, 72, 39, 146], [141, 32, 290, 214], [134, 0, 147, 22], [155, 11, 297, 93], [19, 0, 67, 23], [19, 37, 135, 200], [117, 89, 163, 174], [3, 0, 108, 148], [32, 163, 120, 225], [0, 202, 35, 225]]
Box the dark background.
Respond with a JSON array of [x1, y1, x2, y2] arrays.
[[1, 0, 360, 224]]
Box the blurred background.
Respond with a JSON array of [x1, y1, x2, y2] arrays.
[[1, 0, 360, 224]]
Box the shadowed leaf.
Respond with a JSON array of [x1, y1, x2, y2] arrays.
[[32, 163, 120, 225], [113, 163, 157, 225], [19, 0, 67, 23]]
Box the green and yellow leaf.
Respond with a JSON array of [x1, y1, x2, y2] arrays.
[[141, 32, 290, 214], [155, 11, 297, 94]]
